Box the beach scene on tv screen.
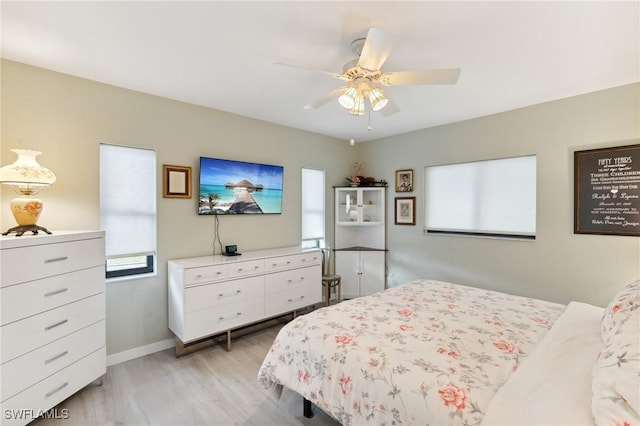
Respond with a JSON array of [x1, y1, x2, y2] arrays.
[[199, 158, 283, 215]]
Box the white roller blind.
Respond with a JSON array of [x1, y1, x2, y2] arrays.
[[301, 168, 325, 241], [100, 143, 157, 257], [425, 155, 536, 237]]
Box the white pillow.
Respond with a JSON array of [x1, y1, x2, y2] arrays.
[[592, 280, 640, 425]]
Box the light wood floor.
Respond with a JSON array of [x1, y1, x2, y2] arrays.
[[33, 324, 340, 426]]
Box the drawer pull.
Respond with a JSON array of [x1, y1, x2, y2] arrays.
[[195, 274, 202, 278], [301, 258, 306, 262], [45, 319, 68, 331], [216, 271, 222, 275], [45, 382, 69, 398], [237, 268, 243, 272], [288, 295, 306, 302], [44, 288, 69, 297], [45, 350, 69, 364], [44, 256, 68, 264], [254, 265, 260, 269]]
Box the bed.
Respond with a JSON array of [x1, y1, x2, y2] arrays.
[[257, 279, 639, 426]]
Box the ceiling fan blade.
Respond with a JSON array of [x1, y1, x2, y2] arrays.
[[380, 68, 461, 86], [273, 62, 348, 81], [357, 27, 394, 72], [380, 98, 400, 117], [304, 87, 348, 110]]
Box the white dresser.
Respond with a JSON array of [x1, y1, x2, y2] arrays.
[[0, 231, 106, 426], [168, 246, 322, 353]]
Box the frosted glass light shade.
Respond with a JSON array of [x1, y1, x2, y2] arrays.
[[0, 149, 56, 195], [349, 96, 365, 116], [338, 87, 357, 109], [368, 87, 388, 111]]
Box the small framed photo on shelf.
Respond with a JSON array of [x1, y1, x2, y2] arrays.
[[163, 165, 192, 199], [394, 196, 416, 226], [395, 169, 413, 192]]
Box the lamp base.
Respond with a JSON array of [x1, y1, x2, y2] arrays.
[[2, 224, 52, 237]]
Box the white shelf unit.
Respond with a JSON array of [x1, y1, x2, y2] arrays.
[[334, 187, 386, 299]]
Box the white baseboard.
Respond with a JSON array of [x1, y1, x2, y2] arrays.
[[107, 338, 175, 366]]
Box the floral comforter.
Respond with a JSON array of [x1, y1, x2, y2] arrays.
[[258, 279, 565, 425]]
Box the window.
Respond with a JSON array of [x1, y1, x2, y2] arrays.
[[301, 168, 325, 248], [424, 155, 536, 239], [100, 143, 157, 278]]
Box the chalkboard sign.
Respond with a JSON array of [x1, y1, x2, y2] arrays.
[[574, 144, 640, 236]]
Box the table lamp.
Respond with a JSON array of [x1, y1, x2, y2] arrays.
[[0, 149, 56, 236]]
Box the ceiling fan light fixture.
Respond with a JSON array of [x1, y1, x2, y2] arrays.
[[368, 87, 388, 112], [349, 95, 365, 116], [338, 87, 357, 109]]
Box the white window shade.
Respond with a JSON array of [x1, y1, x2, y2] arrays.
[[301, 168, 325, 242], [425, 155, 536, 238], [100, 144, 157, 258]]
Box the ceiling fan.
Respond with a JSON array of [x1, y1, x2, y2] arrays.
[[276, 27, 461, 116]]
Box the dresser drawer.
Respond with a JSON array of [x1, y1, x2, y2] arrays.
[[264, 265, 321, 295], [1, 294, 105, 364], [1, 321, 105, 402], [292, 251, 321, 268], [184, 296, 264, 342], [227, 259, 264, 278], [0, 238, 104, 288], [0, 347, 105, 426], [1, 266, 103, 326], [184, 264, 229, 286], [265, 284, 322, 317], [265, 251, 320, 273], [185, 276, 263, 313], [264, 255, 296, 272]]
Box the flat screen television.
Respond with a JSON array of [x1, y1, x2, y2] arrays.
[[198, 157, 284, 215]]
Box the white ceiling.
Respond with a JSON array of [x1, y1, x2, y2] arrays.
[[2, 1, 639, 142]]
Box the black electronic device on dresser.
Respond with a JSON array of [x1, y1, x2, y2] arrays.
[[224, 244, 241, 256]]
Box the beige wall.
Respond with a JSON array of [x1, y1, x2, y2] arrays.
[[358, 83, 640, 307], [1, 60, 354, 354], [2, 60, 639, 356]]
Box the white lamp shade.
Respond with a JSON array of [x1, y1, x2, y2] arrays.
[[0, 149, 56, 194]]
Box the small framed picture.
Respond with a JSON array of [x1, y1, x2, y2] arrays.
[[395, 169, 413, 192], [394, 197, 416, 226], [163, 165, 192, 199]]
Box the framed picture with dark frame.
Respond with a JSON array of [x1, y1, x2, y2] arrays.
[[574, 144, 640, 236], [395, 169, 413, 192], [163, 165, 192, 199], [394, 196, 416, 226]]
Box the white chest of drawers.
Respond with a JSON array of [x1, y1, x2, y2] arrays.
[[0, 231, 106, 426], [168, 247, 322, 352]]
